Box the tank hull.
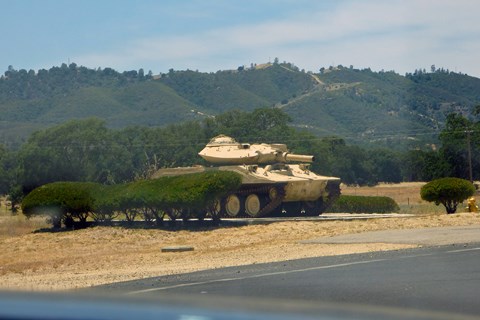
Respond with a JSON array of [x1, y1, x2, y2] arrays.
[[153, 163, 341, 218]]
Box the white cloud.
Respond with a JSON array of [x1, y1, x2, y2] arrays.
[[73, 0, 480, 77]]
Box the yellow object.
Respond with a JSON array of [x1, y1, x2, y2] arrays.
[[466, 197, 478, 213]]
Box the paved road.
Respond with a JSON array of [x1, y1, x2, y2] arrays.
[[91, 243, 480, 318]]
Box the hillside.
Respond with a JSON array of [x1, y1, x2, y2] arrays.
[[288, 68, 480, 148], [1, 63, 479, 149]]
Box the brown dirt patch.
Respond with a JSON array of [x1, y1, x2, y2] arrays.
[[342, 182, 426, 204]]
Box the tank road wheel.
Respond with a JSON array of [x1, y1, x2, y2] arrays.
[[245, 194, 263, 217], [224, 194, 243, 217], [268, 187, 279, 201]]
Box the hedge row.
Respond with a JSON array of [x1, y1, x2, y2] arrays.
[[21, 171, 242, 228], [327, 195, 400, 213]]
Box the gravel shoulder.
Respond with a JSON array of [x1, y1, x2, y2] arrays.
[[302, 225, 480, 246]]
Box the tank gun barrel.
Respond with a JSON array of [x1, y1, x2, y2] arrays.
[[284, 153, 315, 163]]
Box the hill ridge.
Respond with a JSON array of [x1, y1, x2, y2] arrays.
[[1, 63, 479, 150]]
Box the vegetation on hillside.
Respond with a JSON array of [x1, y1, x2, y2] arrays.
[[2, 62, 479, 149]]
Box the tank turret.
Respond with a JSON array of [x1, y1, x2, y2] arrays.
[[198, 135, 315, 165]]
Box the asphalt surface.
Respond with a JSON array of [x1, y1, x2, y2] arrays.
[[90, 241, 480, 318]]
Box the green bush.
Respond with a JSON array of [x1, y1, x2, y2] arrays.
[[327, 195, 400, 213], [90, 183, 123, 222], [420, 177, 475, 214], [22, 182, 98, 228], [21, 171, 242, 228], [127, 170, 242, 220]]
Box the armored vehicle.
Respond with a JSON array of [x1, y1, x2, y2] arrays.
[[153, 135, 341, 218]]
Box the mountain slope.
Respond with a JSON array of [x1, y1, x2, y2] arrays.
[[282, 67, 480, 148], [1, 63, 479, 149]]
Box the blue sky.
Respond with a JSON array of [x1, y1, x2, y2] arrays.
[[2, 0, 480, 77]]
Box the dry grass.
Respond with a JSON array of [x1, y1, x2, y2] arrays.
[[342, 182, 451, 214], [1, 182, 479, 291], [342, 182, 425, 203], [0, 204, 49, 240]]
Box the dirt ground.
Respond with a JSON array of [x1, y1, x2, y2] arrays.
[[1, 182, 479, 291]]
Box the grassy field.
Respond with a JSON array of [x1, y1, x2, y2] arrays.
[[1, 183, 479, 291], [0, 199, 48, 240], [341, 182, 446, 215]]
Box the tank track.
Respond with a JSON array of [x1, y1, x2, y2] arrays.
[[271, 180, 341, 217], [319, 181, 341, 212], [220, 184, 286, 218], [218, 180, 341, 219]]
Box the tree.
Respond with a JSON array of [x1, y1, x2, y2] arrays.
[[6, 185, 23, 213], [206, 108, 294, 144], [368, 149, 402, 183], [138, 68, 145, 79], [22, 182, 98, 228], [401, 150, 450, 181], [18, 118, 133, 192], [473, 105, 480, 116], [0, 144, 15, 194], [420, 177, 475, 214], [439, 113, 480, 180]]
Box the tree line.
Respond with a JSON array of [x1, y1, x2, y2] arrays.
[[1, 63, 151, 101], [0, 107, 478, 210]]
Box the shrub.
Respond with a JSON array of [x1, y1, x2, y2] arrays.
[[420, 177, 475, 214], [130, 170, 242, 220], [22, 171, 243, 228], [89, 184, 121, 223], [327, 195, 400, 213], [22, 182, 98, 228]]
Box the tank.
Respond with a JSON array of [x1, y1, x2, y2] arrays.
[[153, 135, 341, 218]]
